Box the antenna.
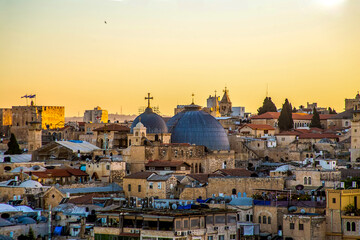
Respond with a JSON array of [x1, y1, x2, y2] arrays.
[[191, 93, 195, 105]]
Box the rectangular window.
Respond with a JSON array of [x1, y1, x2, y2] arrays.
[[215, 215, 226, 224], [106, 165, 110, 170], [158, 182, 162, 189], [138, 185, 141, 192], [180, 166, 186, 170], [208, 236, 213, 240], [128, 184, 131, 192], [259, 216, 261, 224], [332, 198, 336, 203], [299, 224, 304, 230], [246, 215, 250, 222], [218, 235, 224, 240], [227, 215, 237, 223], [184, 219, 189, 229], [175, 220, 181, 230], [206, 216, 213, 225], [263, 216, 266, 224], [149, 182, 153, 189], [230, 234, 236, 240], [290, 223, 294, 230], [191, 219, 199, 228], [250, 215, 253, 222], [164, 167, 171, 171]]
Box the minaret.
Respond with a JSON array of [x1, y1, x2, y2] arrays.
[[351, 103, 360, 163]]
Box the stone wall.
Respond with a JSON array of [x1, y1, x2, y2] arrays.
[[206, 177, 285, 198], [180, 187, 207, 200]]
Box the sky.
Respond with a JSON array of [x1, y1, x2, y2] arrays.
[[0, 0, 359, 117]]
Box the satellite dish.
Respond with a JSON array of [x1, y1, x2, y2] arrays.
[[288, 206, 297, 213], [300, 209, 306, 214], [295, 184, 304, 190], [33, 165, 40, 170]]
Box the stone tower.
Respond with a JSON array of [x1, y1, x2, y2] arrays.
[[351, 103, 360, 163], [27, 121, 42, 152], [128, 121, 147, 146], [219, 87, 232, 117]]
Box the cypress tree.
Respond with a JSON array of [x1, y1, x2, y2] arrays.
[[310, 107, 322, 128], [278, 99, 294, 131], [5, 133, 22, 155], [257, 97, 277, 115]]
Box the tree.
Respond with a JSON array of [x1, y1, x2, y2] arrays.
[[310, 107, 322, 128], [292, 107, 297, 113], [5, 133, 22, 155], [328, 107, 337, 114], [28, 227, 36, 240], [257, 97, 277, 115], [278, 99, 294, 131]]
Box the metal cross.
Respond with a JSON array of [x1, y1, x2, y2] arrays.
[[145, 93, 153, 108]]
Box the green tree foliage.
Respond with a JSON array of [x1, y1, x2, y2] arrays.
[[257, 97, 277, 115], [328, 107, 337, 114], [5, 133, 22, 155], [28, 227, 36, 240], [278, 99, 294, 131], [310, 107, 322, 128]]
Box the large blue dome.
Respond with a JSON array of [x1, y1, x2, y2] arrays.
[[167, 105, 230, 150], [131, 108, 168, 134]]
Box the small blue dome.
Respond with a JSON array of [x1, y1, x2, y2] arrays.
[[131, 108, 168, 134], [167, 105, 230, 150]]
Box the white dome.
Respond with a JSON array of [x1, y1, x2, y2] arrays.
[[14, 205, 35, 213], [19, 180, 43, 188], [135, 122, 145, 128], [0, 204, 18, 213]]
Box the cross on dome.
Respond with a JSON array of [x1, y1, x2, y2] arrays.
[[145, 93, 153, 108]]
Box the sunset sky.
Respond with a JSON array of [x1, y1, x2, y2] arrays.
[[0, 0, 359, 117]]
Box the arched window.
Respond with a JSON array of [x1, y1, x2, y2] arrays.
[[304, 177, 308, 185], [135, 132, 138, 136], [232, 189, 237, 195], [352, 222, 356, 231], [268, 217, 271, 224], [263, 216, 266, 224], [258, 216, 261, 223], [308, 177, 312, 185], [199, 163, 202, 173], [195, 163, 198, 173]]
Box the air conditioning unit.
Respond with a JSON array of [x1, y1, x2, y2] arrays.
[[225, 226, 229, 230], [214, 227, 218, 231], [176, 231, 182, 236]]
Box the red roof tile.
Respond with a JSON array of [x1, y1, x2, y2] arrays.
[[145, 160, 190, 167], [251, 112, 333, 120], [214, 168, 253, 177], [186, 173, 222, 184], [124, 171, 155, 179], [239, 124, 275, 131], [93, 124, 130, 132]]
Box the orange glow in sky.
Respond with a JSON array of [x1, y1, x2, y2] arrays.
[[0, 0, 359, 116]]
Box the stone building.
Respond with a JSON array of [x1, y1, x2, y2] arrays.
[[282, 213, 326, 240], [123, 172, 179, 199], [238, 124, 276, 138], [11, 104, 64, 130], [93, 124, 130, 149], [94, 207, 238, 240], [123, 144, 235, 175], [219, 87, 232, 117], [351, 103, 360, 163], [0, 108, 12, 138], [345, 92, 360, 111], [326, 189, 360, 240], [84, 106, 108, 123]]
